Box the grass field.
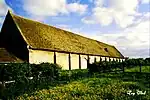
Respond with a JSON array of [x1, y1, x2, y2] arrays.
[[125, 66, 150, 72], [17, 68, 150, 100]]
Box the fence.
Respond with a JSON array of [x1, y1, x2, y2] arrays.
[[88, 58, 150, 74]]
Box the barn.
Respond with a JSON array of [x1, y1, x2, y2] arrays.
[[0, 11, 125, 70]]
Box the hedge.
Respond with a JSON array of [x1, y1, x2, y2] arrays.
[[0, 63, 61, 99], [88, 58, 150, 73]]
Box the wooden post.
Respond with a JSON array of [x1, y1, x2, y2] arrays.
[[94, 57, 96, 63], [140, 65, 142, 73], [87, 55, 90, 76], [118, 58, 121, 71], [79, 54, 81, 69], [54, 52, 56, 64], [87, 55, 90, 65], [69, 53, 71, 70], [109, 57, 111, 71], [100, 56, 102, 62], [98, 56, 101, 67], [122, 60, 124, 72], [113, 58, 117, 72]]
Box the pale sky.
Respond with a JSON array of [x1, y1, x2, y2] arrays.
[[0, 0, 150, 58]]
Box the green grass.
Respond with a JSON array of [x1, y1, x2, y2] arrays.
[[17, 71, 150, 100], [125, 66, 150, 72]]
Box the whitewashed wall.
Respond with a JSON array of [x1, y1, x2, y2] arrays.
[[116, 58, 119, 62], [122, 59, 125, 61], [106, 57, 109, 61], [110, 58, 114, 61], [101, 57, 105, 61], [71, 54, 79, 69], [56, 52, 69, 70], [95, 56, 100, 62], [29, 49, 123, 70], [120, 59, 122, 62], [89, 56, 95, 64], [29, 49, 54, 64], [81, 55, 87, 69]]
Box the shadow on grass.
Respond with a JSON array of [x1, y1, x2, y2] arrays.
[[4, 79, 70, 99]]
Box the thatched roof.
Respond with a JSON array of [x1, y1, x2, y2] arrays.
[[6, 11, 124, 58], [0, 48, 23, 62]]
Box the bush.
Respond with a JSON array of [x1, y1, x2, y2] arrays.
[[0, 63, 61, 99], [0, 63, 31, 98], [88, 58, 150, 73], [145, 58, 150, 66], [31, 63, 61, 82], [88, 61, 124, 73], [58, 69, 88, 81]]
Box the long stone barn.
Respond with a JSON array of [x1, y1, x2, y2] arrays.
[[0, 11, 125, 70]]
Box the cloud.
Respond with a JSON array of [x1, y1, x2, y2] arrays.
[[81, 17, 96, 24], [141, 0, 150, 4], [23, 0, 68, 16], [67, 3, 88, 15], [92, 7, 114, 26], [109, 0, 138, 14], [88, 14, 150, 58], [82, 0, 144, 28], [0, 0, 13, 26], [0, 0, 13, 16], [23, 0, 88, 16], [0, 0, 8, 16], [94, 0, 104, 7]]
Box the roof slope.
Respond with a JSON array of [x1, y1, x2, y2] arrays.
[[0, 48, 23, 62], [8, 11, 123, 58]]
